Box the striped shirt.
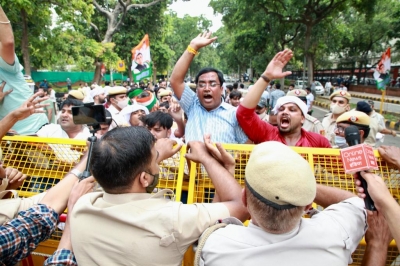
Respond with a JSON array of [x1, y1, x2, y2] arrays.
[[0, 204, 58, 265], [179, 85, 248, 144]]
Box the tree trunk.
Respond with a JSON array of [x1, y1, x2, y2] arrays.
[[93, 61, 102, 84], [304, 24, 313, 84], [21, 9, 31, 76]]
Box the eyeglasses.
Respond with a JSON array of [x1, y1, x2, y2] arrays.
[[335, 125, 346, 134], [197, 82, 220, 89]]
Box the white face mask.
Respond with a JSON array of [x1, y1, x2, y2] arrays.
[[117, 98, 129, 109], [331, 104, 347, 115]]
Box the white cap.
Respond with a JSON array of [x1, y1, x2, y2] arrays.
[[120, 104, 149, 125]]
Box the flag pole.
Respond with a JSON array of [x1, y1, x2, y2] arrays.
[[379, 88, 385, 114]]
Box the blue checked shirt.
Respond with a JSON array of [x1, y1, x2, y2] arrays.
[[179, 85, 248, 144], [0, 204, 58, 266], [45, 249, 77, 265]]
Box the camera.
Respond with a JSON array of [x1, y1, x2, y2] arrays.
[[71, 104, 107, 125]]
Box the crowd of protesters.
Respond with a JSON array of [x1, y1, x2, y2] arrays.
[[0, 5, 400, 266]]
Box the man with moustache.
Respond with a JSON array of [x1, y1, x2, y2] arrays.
[[169, 32, 249, 144], [236, 49, 331, 148]]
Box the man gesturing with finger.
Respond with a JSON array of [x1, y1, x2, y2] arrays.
[[170, 32, 250, 144], [237, 49, 330, 148]]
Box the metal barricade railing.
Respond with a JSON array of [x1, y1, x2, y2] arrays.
[[1, 137, 399, 265]]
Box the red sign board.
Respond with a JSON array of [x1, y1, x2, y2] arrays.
[[340, 144, 378, 174]]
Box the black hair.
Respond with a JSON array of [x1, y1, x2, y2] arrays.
[[226, 85, 233, 92], [289, 84, 295, 88], [137, 91, 150, 99], [229, 90, 242, 99], [233, 83, 238, 89], [275, 84, 281, 89], [341, 122, 370, 138], [159, 101, 170, 109], [90, 127, 156, 193], [60, 98, 83, 109], [240, 84, 245, 89], [105, 81, 110, 86], [195, 67, 225, 85], [305, 87, 311, 92], [141, 111, 173, 130], [100, 109, 112, 126]]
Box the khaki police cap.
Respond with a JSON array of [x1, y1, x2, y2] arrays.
[[329, 90, 351, 101], [69, 90, 85, 100], [245, 141, 316, 210], [107, 86, 127, 96], [336, 110, 370, 127], [287, 89, 307, 97]]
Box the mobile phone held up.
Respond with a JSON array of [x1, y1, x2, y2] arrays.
[[72, 104, 106, 125]]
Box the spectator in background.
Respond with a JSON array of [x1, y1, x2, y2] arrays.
[[158, 101, 169, 113], [269, 83, 285, 109], [95, 109, 112, 138], [355, 101, 396, 147], [305, 87, 314, 115], [66, 78, 72, 91], [325, 80, 332, 96], [310, 79, 316, 98], [232, 82, 238, 91], [229, 90, 242, 107], [158, 90, 172, 103], [255, 97, 269, 121], [225, 84, 233, 103], [288, 84, 295, 92], [38, 87, 56, 124], [119, 104, 149, 126], [91, 87, 107, 105], [39, 79, 49, 89]]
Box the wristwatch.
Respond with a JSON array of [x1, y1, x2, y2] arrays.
[[261, 75, 271, 83], [70, 169, 83, 179]]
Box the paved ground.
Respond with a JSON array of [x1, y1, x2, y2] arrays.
[[313, 106, 400, 147]]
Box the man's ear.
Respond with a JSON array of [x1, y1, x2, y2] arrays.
[[242, 188, 247, 207], [138, 172, 149, 188], [167, 128, 171, 138], [359, 129, 365, 139]]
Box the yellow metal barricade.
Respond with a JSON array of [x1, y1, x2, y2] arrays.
[[1, 137, 399, 265]]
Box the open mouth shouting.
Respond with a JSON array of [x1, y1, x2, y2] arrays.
[[203, 93, 213, 103], [280, 115, 290, 129]]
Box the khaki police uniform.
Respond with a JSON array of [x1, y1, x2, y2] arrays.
[[303, 114, 324, 134], [71, 189, 229, 265], [322, 113, 337, 146]]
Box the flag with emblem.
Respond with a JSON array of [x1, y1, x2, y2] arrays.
[[116, 60, 126, 72], [131, 34, 153, 82], [373, 48, 390, 90]]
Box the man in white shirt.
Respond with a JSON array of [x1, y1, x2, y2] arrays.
[[305, 87, 314, 114], [200, 141, 366, 266], [36, 98, 90, 140], [106, 86, 128, 129]]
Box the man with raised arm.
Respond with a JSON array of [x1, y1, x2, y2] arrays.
[[0, 7, 48, 135], [236, 49, 330, 147], [169, 32, 249, 144]]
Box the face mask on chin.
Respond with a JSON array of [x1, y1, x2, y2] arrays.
[[330, 104, 347, 115], [117, 98, 129, 109]]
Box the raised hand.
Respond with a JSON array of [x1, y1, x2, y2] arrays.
[[263, 49, 293, 80], [189, 32, 218, 51], [0, 81, 13, 102], [11, 91, 49, 121], [155, 138, 182, 162]]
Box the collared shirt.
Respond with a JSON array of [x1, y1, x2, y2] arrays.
[[201, 197, 366, 266], [45, 249, 77, 266], [303, 114, 324, 134], [364, 113, 384, 147], [107, 104, 127, 130], [0, 204, 58, 266], [36, 124, 91, 140], [0, 54, 48, 135], [269, 89, 285, 108], [179, 85, 248, 143], [322, 113, 337, 146], [71, 189, 230, 266], [236, 105, 331, 147]]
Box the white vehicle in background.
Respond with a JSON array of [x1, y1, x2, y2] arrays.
[[24, 75, 35, 91], [314, 81, 325, 95], [294, 80, 305, 89]]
